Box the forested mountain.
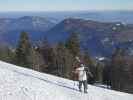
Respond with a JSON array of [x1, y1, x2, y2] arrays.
[[0, 17, 133, 56], [46, 18, 133, 56], [0, 16, 57, 45]]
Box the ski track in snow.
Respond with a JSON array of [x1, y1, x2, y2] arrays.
[[0, 61, 133, 100]]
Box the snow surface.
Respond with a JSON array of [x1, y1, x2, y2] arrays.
[[0, 61, 133, 100]]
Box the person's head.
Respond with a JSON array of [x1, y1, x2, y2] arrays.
[[80, 63, 85, 68], [75, 56, 81, 63]]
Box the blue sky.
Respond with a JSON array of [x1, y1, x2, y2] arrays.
[[0, 0, 133, 11]]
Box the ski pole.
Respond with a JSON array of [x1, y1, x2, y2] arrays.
[[73, 80, 75, 90]]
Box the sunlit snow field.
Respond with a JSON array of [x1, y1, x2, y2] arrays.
[[0, 61, 133, 100]]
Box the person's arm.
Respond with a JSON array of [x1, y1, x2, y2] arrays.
[[85, 67, 93, 77], [87, 71, 93, 77]]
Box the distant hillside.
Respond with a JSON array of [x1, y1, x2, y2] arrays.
[[74, 11, 133, 24], [0, 16, 57, 45], [46, 18, 133, 56]]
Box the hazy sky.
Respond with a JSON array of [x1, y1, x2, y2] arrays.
[[0, 0, 133, 11]]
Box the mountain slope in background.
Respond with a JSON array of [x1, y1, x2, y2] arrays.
[[1, 11, 133, 24], [0, 16, 57, 45], [0, 60, 133, 100], [46, 18, 133, 56], [73, 11, 133, 24]]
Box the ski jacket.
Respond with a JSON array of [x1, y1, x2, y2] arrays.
[[76, 65, 87, 81]]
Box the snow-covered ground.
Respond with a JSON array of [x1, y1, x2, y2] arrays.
[[0, 61, 133, 100]]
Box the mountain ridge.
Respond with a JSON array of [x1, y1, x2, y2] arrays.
[[0, 16, 57, 45], [46, 18, 133, 56]]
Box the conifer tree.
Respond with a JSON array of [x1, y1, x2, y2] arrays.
[[29, 47, 46, 72], [55, 42, 73, 78], [15, 32, 32, 68], [66, 33, 80, 56], [111, 48, 126, 90], [38, 37, 55, 73], [0, 44, 14, 63]]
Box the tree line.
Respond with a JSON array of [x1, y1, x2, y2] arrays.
[[0, 32, 133, 94]]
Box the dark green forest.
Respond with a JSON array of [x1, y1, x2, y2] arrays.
[[0, 32, 133, 94]]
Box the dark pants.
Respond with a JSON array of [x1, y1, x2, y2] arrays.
[[79, 80, 88, 92]]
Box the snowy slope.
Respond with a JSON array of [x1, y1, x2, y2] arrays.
[[0, 61, 133, 100]]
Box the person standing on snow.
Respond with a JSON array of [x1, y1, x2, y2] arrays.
[[73, 56, 93, 93], [76, 63, 88, 93]]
